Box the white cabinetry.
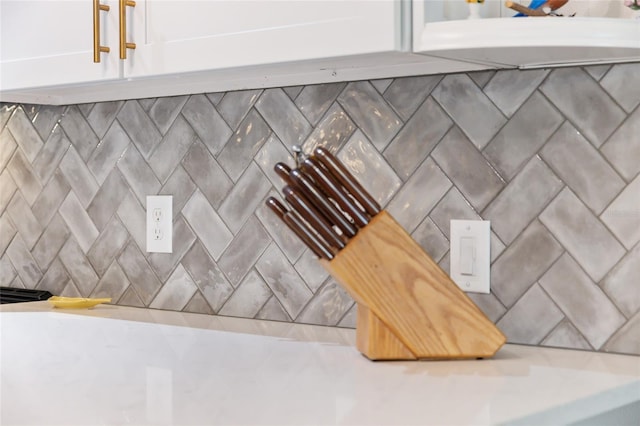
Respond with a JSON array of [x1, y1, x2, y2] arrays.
[[0, 0, 120, 91]]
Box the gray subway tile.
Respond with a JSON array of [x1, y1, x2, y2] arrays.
[[181, 94, 232, 157], [296, 279, 353, 326], [294, 248, 329, 293], [7, 150, 43, 206], [76, 103, 94, 117], [32, 105, 66, 141], [116, 100, 162, 159], [484, 157, 563, 245], [387, 157, 451, 233], [337, 81, 401, 151], [31, 214, 69, 270], [0, 128, 17, 171], [541, 121, 625, 214], [432, 126, 504, 212], [337, 130, 402, 207], [87, 100, 123, 139], [496, 283, 564, 345], [540, 188, 626, 282], [0, 255, 17, 287], [149, 264, 197, 311], [601, 174, 640, 250], [540, 67, 626, 147], [32, 124, 70, 184], [117, 286, 145, 307], [183, 292, 214, 315], [91, 261, 130, 301], [255, 88, 312, 148], [218, 215, 271, 287], [218, 163, 271, 234], [147, 216, 196, 282], [483, 92, 563, 180], [182, 190, 233, 260], [466, 292, 507, 323], [117, 241, 162, 305], [217, 109, 272, 182], [430, 188, 480, 238], [60, 281, 82, 297], [370, 78, 393, 94], [491, 220, 563, 307], [148, 115, 198, 183], [301, 103, 355, 154], [256, 296, 291, 322], [601, 243, 640, 318], [7, 192, 43, 250], [295, 83, 345, 125], [6, 235, 42, 288], [483, 69, 549, 117], [181, 240, 233, 312], [283, 86, 303, 100], [0, 213, 16, 256], [7, 106, 43, 162], [584, 64, 611, 81], [384, 97, 452, 180], [148, 95, 188, 135], [254, 134, 295, 189], [468, 70, 496, 88], [219, 270, 272, 318], [58, 192, 99, 254], [87, 216, 129, 277], [59, 145, 99, 208], [432, 74, 506, 150], [599, 63, 640, 113], [411, 217, 449, 263], [337, 304, 356, 328], [159, 166, 196, 220], [36, 257, 69, 296], [87, 120, 131, 185], [32, 171, 70, 226], [383, 75, 442, 121], [542, 319, 592, 351], [58, 237, 99, 296], [602, 312, 640, 355], [86, 169, 129, 232], [539, 253, 626, 349], [116, 191, 146, 252], [182, 140, 232, 209], [137, 98, 156, 112], [0, 171, 17, 215], [117, 144, 161, 205], [205, 93, 224, 106], [600, 106, 640, 181], [256, 243, 313, 319], [60, 106, 99, 161], [218, 89, 262, 129]]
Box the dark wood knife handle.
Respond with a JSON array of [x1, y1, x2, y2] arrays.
[[313, 147, 381, 216], [274, 162, 296, 187], [283, 186, 345, 251], [290, 169, 357, 238], [301, 158, 370, 228]]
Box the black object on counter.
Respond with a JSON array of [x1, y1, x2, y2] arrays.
[[0, 287, 53, 304]]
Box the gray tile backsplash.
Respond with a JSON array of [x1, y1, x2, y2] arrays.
[[1, 63, 639, 355]]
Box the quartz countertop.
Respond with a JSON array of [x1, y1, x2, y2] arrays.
[[1, 302, 638, 425]]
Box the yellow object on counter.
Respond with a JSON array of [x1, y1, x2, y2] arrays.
[[48, 296, 112, 309]]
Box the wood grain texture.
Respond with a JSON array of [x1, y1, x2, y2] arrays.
[[322, 211, 506, 359], [356, 304, 417, 360]]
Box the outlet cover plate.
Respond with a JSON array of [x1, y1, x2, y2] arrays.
[[146, 196, 172, 253], [450, 219, 490, 294]]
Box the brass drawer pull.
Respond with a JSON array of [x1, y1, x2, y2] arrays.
[[119, 0, 136, 59], [93, 0, 110, 63]]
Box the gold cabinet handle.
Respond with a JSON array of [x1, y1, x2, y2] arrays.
[[119, 0, 136, 59], [93, 0, 110, 63]]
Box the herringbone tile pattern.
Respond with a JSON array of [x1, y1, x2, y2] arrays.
[[1, 63, 639, 355]]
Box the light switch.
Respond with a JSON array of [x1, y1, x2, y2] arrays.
[[459, 237, 475, 276], [450, 220, 490, 294]]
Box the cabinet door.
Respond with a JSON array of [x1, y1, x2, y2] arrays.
[[0, 0, 120, 91], [124, 0, 399, 78]]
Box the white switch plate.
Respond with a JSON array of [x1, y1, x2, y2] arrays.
[[450, 220, 490, 294], [146, 196, 172, 253]]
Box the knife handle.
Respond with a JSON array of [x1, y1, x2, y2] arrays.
[[274, 162, 296, 187], [301, 158, 370, 228], [283, 186, 345, 251], [313, 147, 381, 216], [266, 197, 334, 260], [290, 169, 357, 238]]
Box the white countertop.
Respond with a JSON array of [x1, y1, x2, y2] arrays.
[[1, 302, 639, 425]]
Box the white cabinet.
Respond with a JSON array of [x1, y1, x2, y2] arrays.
[[124, 0, 400, 78], [0, 0, 120, 91]]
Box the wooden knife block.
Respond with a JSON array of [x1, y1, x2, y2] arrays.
[[321, 211, 505, 360]]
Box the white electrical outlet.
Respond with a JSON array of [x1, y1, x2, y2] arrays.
[[146, 196, 172, 253], [450, 220, 490, 294]]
